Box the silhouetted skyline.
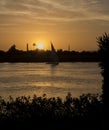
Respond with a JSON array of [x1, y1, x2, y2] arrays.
[[0, 44, 99, 62]]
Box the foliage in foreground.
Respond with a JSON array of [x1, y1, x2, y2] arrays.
[[0, 93, 103, 129], [97, 32, 109, 102]]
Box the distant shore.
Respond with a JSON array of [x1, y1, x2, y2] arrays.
[[0, 46, 99, 62]]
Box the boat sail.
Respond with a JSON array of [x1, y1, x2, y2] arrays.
[[47, 42, 59, 65]]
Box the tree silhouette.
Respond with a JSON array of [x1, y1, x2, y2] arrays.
[[97, 32, 109, 128], [7, 44, 17, 53]]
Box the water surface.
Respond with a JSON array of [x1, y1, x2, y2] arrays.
[[0, 62, 102, 100]]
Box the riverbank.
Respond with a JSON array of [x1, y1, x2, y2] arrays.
[[0, 47, 99, 62]]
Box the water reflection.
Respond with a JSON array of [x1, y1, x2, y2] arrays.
[[0, 62, 102, 100]]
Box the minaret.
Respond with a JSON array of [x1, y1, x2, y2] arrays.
[[68, 44, 70, 51], [27, 43, 29, 52]]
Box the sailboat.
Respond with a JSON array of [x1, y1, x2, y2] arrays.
[[47, 42, 59, 65]]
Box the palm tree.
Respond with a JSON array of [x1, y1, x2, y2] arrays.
[[33, 43, 36, 50]]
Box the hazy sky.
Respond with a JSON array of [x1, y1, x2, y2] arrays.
[[0, 0, 109, 51]]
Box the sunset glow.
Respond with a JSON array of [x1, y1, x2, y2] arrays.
[[37, 43, 44, 50], [0, 0, 109, 51]]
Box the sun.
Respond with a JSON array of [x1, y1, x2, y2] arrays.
[[37, 43, 44, 50]]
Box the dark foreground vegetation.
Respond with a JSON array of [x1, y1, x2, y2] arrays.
[[97, 32, 109, 130], [0, 93, 103, 130], [0, 44, 99, 62]]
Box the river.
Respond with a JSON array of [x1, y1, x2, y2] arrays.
[[0, 62, 102, 100]]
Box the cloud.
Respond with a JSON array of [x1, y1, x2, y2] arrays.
[[0, 0, 109, 29]]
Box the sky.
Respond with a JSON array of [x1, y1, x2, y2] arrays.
[[0, 0, 109, 51]]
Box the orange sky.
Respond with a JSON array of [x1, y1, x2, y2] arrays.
[[0, 0, 109, 51]]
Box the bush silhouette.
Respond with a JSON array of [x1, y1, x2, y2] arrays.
[[0, 93, 102, 129]]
